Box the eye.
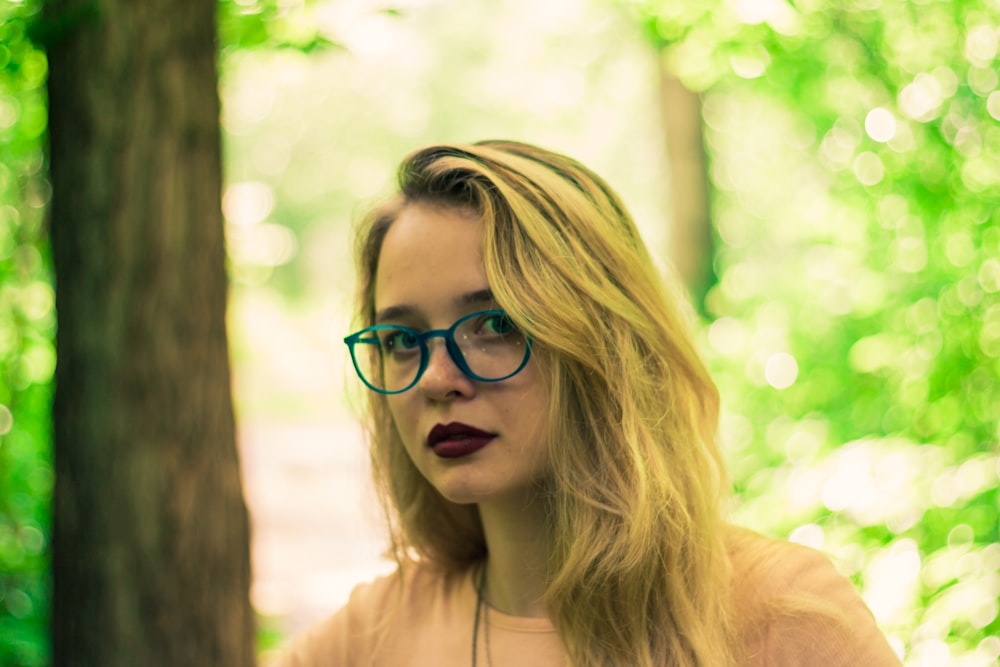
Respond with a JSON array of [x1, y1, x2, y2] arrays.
[[480, 313, 516, 335], [382, 328, 420, 352]]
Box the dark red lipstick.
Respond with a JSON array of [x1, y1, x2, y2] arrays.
[[427, 422, 495, 459]]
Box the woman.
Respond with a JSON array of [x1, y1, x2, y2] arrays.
[[274, 141, 901, 666]]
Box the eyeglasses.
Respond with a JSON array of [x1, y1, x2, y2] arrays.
[[344, 309, 532, 394]]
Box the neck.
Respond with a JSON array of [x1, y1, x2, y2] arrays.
[[478, 493, 551, 618]]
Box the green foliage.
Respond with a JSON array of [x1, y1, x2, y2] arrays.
[[218, 0, 342, 53], [630, 0, 1000, 662], [0, 0, 52, 664], [255, 611, 286, 656]]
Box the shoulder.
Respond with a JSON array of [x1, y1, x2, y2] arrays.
[[728, 527, 854, 600], [268, 563, 468, 667], [727, 528, 902, 667]]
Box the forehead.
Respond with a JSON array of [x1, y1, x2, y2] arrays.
[[373, 203, 489, 316]]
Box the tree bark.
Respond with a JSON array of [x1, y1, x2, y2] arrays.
[[46, 0, 255, 665], [659, 70, 714, 311]]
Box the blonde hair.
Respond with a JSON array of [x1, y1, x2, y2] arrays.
[[353, 141, 736, 666]]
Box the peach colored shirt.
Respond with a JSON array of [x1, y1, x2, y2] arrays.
[[272, 533, 901, 666]]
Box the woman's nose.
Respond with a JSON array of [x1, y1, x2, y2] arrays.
[[417, 341, 475, 399]]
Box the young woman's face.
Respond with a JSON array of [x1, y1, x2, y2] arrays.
[[373, 203, 551, 506]]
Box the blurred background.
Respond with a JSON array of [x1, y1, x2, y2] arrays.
[[2, 0, 999, 665]]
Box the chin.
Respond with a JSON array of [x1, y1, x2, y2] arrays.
[[433, 481, 494, 506], [434, 476, 546, 508]]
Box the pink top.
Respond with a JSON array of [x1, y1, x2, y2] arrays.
[[271, 532, 902, 666]]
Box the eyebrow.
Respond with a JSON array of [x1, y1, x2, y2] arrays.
[[374, 288, 496, 324]]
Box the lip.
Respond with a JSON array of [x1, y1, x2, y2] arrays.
[[427, 422, 496, 459]]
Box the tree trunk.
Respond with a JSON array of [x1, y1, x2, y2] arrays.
[[46, 0, 255, 665], [659, 71, 714, 311]]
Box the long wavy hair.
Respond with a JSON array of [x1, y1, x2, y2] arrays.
[[352, 141, 736, 666]]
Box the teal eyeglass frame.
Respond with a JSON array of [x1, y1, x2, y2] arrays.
[[343, 309, 533, 395]]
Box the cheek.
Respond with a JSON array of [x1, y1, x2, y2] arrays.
[[386, 397, 420, 446], [521, 360, 551, 411], [524, 366, 555, 458], [525, 403, 550, 452], [508, 372, 552, 444]]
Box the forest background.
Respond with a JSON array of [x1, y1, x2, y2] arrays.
[[1, 0, 998, 665]]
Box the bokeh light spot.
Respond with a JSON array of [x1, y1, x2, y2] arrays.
[[0, 95, 18, 130], [887, 119, 915, 153], [789, 523, 824, 550], [945, 232, 975, 267], [764, 352, 798, 389], [899, 73, 944, 121], [821, 123, 859, 167], [960, 155, 999, 193], [730, 45, 770, 79], [977, 258, 1000, 293], [865, 539, 921, 622], [708, 316, 749, 355], [787, 467, 823, 509], [19, 340, 55, 385], [955, 584, 999, 630], [978, 637, 1000, 663], [719, 411, 754, 451], [223, 181, 275, 227], [227, 223, 298, 268], [19, 281, 55, 322], [345, 156, 391, 200], [785, 430, 820, 462], [4, 589, 32, 619], [965, 24, 999, 65], [969, 65, 999, 96], [988, 91, 1000, 121], [979, 319, 1000, 358], [865, 107, 897, 142], [853, 151, 884, 185], [896, 237, 928, 273], [931, 470, 961, 507], [0, 404, 12, 436], [947, 524, 974, 547], [19, 525, 44, 554], [822, 446, 878, 515], [909, 639, 950, 667], [849, 333, 903, 373]]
